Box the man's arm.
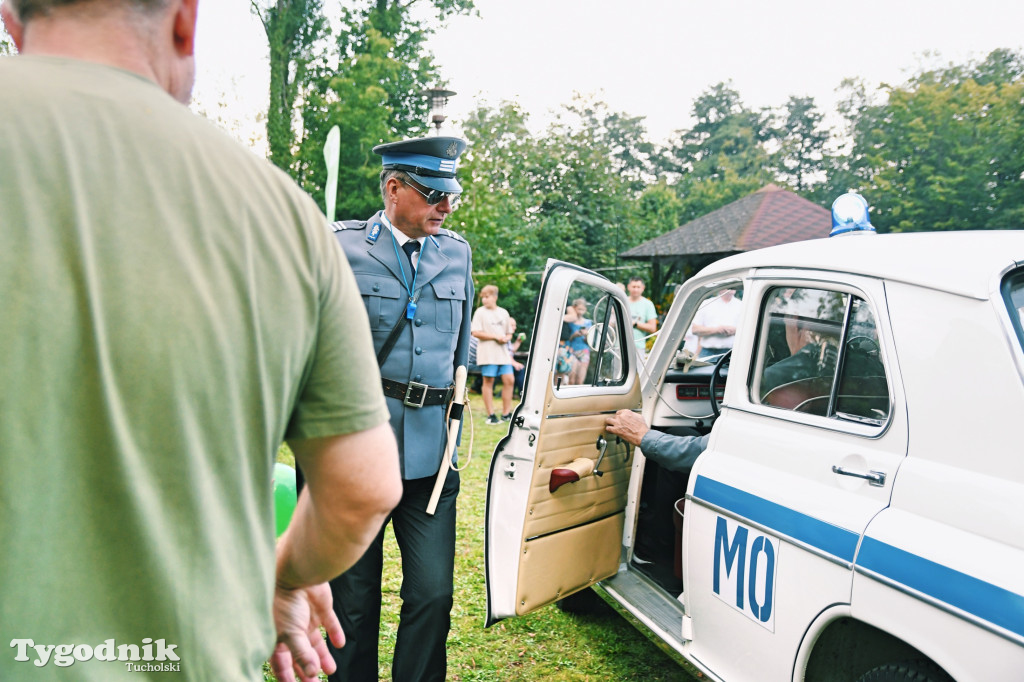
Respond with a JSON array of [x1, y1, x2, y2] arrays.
[[271, 423, 401, 682], [632, 300, 658, 334], [635, 316, 658, 334], [692, 322, 735, 337], [471, 328, 508, 342], [691, 303, 734, 338], [605, 409, 708, 473]]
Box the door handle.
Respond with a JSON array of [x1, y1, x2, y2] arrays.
[[593, 435, 610, 477], [549, 458, 596, 493], [831, 465, 886, 487]]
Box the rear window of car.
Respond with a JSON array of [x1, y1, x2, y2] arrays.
[[1003, 268, 1024, 352], [751, 286, 890, 426]]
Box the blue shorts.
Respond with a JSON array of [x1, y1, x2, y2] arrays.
[[480, 364, 514, 377]]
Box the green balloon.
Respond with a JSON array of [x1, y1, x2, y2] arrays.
[[273, 462, 297, 538]]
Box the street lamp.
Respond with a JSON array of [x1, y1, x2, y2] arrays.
[[423, 87, 456, 135]]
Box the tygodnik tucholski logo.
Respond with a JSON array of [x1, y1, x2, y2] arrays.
[[10, 638, 181, 671]]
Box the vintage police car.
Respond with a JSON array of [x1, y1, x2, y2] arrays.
[[484, 225, 1024, 681]]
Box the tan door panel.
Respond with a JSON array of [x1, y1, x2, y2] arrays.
[[514, 378, 641, 613]]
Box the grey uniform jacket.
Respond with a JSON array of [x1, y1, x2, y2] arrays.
[[639, 431, 710, 473], [333, 211, 473, 480]]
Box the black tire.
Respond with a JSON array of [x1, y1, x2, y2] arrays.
[[856, 659, 954, 682], [555, 587, 607, 615]]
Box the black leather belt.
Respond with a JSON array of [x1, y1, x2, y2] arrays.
[[381, 378, 454, 408]]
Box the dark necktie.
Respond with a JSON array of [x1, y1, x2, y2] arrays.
[[402, 240, 420, 270]]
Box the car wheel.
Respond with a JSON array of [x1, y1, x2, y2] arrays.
[[855, 659, 953, 682], [555, 588, 606, 615]]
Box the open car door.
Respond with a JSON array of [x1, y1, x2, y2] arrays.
[[484, 261, 641, 625]]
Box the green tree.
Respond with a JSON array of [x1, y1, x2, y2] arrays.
[[454, 102, 546, 329], [843, 49, 1024, 231], [537, 96, 653, 270], [770, 95, 830, 193], [658, 83, 777, 222], [289, 0, 475, 218], [251, 0, 326, 170], [295, 23, 413, 219], [452, 97, 658, 329], [660, 82, 772, 181]]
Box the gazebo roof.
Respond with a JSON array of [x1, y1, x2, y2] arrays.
[[622, 184, 831, 259]]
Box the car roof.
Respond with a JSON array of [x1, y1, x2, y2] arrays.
[[702, 230, 1024, 299]]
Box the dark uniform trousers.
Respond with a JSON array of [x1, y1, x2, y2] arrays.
[[327, 466, 460, 682]]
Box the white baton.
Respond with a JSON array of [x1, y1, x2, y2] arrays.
[[426, 365, 467, 515]]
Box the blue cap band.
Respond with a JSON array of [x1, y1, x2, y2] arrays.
[[380, 152, 458, 177]]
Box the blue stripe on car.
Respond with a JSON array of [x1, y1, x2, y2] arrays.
[[858, 537, 1024, 639], [693, 475, 1024, 638], [693, 475, 860, 561]]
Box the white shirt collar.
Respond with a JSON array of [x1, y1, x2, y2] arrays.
[[381, 212, 423, 249]]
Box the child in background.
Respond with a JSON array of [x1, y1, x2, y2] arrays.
[[471, 285, 516, 424], [566, 298, 593, 384]]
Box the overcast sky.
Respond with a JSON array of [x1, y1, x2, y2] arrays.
[[192, 0, 1024, 149]]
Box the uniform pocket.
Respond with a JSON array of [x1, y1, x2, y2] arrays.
[[356, 275, 403, 330], [431, 280, 466, 333]]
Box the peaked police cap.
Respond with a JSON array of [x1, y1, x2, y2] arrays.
[[374, 136, 467, 193]]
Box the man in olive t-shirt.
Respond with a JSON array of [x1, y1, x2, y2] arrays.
[[0, 2, 401, 680]]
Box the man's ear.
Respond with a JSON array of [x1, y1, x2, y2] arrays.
[[172, 0, 198, 57], [385, 177, 402, 205], [1, 4, 25, 51]]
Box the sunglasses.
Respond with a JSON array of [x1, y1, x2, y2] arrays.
[[400, 178, 461, 209]]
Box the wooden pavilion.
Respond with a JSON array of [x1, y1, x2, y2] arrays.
[[621, 184, 831, 297]]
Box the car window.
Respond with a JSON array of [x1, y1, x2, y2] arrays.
[[1003, 268, 1024, 352], [677, 285, 744, 360], [752, 286, 890, 425], [555, 283, 628, 389]]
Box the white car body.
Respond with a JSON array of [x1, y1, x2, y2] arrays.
[[484, 231, 1024, 681]]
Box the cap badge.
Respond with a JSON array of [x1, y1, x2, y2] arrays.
[[445, 141, 458, 159]]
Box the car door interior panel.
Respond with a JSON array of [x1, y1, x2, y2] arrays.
[[513, 379, 639, 613]]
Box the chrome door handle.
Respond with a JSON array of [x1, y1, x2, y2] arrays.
[[832, 465, 886, 487], [593, 435, 609, 477]]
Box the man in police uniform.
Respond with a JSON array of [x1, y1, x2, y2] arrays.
[[327, 136, 473, 681]]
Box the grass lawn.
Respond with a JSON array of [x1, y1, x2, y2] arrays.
[[270, 391, 702, 681]]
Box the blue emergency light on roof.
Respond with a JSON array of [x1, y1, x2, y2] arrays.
[[830, 191, 876, 237]]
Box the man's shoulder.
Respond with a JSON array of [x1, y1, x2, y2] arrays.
[[330, 218, 371, 234], [330, 215, 387, 254], [436, 227, 469, 247], [436, 227, 467, 243]]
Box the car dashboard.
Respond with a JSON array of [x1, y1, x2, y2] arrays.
[[649, 357, 724, 433]]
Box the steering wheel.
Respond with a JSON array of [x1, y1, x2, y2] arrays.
[[709, 349, 731, 419], [846, 335, 880, 354]]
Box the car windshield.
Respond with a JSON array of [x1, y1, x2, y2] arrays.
[[1004, 268, 1024, 352]]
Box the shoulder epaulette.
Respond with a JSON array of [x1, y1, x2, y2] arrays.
[[331, 220, 366, 233], [437, 227, 468, 244]]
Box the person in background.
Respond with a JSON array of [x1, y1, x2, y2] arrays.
[[329, 135, 473, 681], [472, 284, 516, 424], [557, 303, 581, 383], [627, 277, 659, 356], [507, 317, 527, 398], [0, 2, 401, 681], [566, 298, 593, 384], [691, 289, 743, 358]]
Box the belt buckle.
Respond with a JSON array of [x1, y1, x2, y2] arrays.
[[404, 381, 429, 408]]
